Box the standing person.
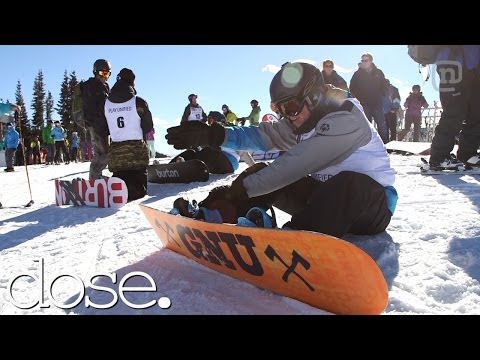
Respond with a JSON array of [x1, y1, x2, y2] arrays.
[[3, 123, 20, 172], [42, 120, 55, 165], [181, 94, 207, 123], [237, 100, 262, 126], [70, 131, 80, 163], [103, 68, 153, 201], [145, 128, 156, 158], [321, 59, 348, 91], [51, 121, 70, 164], [0, 102, 20, 208], [82, 59, 111, 179], [221, 105, 238, 124], [427, 45, 480, 169], [397, 85, 429, 142], [350, 53, 389, 143], [166, 62, 397, 238], [383, 79, 401, 142], [30, 135, 41, 164]]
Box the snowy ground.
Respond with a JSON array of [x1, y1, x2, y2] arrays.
[[1, 151, 480, 315]]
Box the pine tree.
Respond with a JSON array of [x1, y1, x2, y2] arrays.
[[55, 70, 75, 135], [15, 80, 31, 139], [45, 91, 54, 124], [68, 71, 79, 133], [31, 69, 46, 131]]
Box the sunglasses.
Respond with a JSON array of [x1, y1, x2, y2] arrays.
[[275, 97, 306, 117], [98, 70, 111, 78], [323, 64, 333, 68], [361, 59, 371, 63]]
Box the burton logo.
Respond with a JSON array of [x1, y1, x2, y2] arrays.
[[156, 169, 180, 178]]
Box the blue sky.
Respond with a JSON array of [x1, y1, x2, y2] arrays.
[[0, 45, 439, 156]]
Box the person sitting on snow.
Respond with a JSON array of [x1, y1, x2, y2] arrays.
[[165, 62, 398, 238]]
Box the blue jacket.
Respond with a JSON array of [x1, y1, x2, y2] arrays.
[[51, 126, 67, 141], [436, 45, 480, 70], [3, 127, 20, 149], [383, 85, 401, 114], [71, 134, 80, 148]]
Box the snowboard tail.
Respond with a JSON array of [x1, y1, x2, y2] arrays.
[[148, 159, 209, 184], [55, 177, 128, 208], [386, 141, 431, 155], [140, 205, 389, 315]]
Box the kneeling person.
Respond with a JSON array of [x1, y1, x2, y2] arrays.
[[103, 68, 153, 201]]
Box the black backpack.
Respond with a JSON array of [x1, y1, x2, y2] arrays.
[[72, 80, 86, 128], [407, 45, 441, 66]]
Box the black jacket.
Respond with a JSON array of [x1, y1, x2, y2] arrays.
[[349, 64, 387, 107], [83, 76, 110, 136], [104, 79, 154, 140], [321, 70, 348, 91]]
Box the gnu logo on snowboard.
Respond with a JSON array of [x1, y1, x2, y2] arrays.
[[265, 245, 314, 291], [155, 221, 314, 291]]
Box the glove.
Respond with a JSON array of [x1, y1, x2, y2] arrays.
[[237, 117, 246, 126], [165, 121, 225, 150], [198, 163, 269, 223], [228, 162, 268, 203]]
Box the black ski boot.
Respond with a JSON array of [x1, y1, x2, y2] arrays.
[[171, 197, 204, 219]]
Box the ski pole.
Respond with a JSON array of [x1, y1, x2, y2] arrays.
[[15, 111, 34, 207]]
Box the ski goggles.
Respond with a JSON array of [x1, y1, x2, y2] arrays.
[[274, 97, 306, 117], [98, 70, 111, 79]]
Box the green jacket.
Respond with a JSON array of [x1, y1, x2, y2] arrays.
[[226, 112, 238, 124], [245, 106, 261, 126], [42, 125, 55, 145]]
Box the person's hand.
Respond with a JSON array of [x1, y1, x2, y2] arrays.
[[165, 121, 225, 150], [237, 117, 246, 126], [227, 162, 269, 203]]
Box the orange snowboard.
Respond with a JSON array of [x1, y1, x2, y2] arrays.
[[140, 205, 388, 315]]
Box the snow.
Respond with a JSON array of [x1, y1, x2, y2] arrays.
[[1, 149, 480, 315]]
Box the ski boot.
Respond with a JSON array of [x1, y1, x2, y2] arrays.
[[237, 207, 276, 228], [170, 197, 201, 218]]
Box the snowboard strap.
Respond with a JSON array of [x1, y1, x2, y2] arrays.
[[59, 180, 86, 206]]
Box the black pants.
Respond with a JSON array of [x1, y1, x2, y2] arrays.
[[70, 147, 78, 162], [384, 111, 397, 142], [31, 150, 41, 164], [430, 65, 480, 164], [54, 141, 70, 163], [398, 114, 422, 142], [250, 171, 392, 238], [171, 147, 234, 174], [113, 170, 147, 201], [363, 103, 388, 143]]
